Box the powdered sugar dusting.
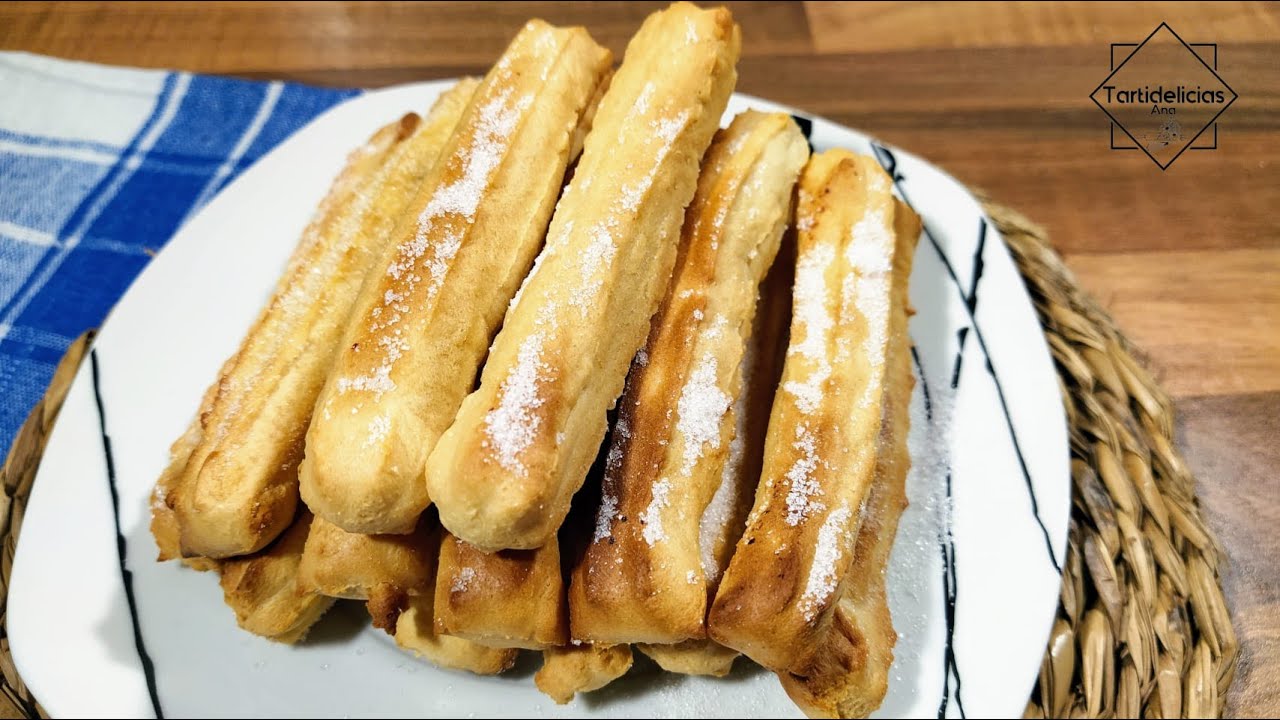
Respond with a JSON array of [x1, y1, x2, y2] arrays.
[[336, 85, 531, 405], [845, 205, 895, 406], [593, 412, 633, 545], [593, 493, 619, 544], [477, 89, 692, 484], [336, 364, 395, 396], [452, 566, 477, 593], [856, 277, 891, 409], [784, 423, 826, 525], [413, 88, 533, 299], [483, 331, 547, 477], [795, 190, 815, 232], [362, 413, 390, 449], [798, 503, 853, 621], [641, 477, 672, 546], [568, 222, 619, 312], [616, 111, 690, 214], [846, 208, 893, 277], [202, 127, 406, 442], [633, 82, 655, 116], [782, 243, 836, 413], [675, 316, 731, 476], [699, 341, 752, 581]]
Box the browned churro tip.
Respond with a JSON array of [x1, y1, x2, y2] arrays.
[[394, 594, 519, 675], [218, 512, 336, 644], [434, 534, 568, 650], [296, 513, 437, 604]]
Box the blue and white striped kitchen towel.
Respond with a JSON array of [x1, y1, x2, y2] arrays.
[[0, 52, 357, 455]]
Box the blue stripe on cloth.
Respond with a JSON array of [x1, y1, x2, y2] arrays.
[[0, 61, 356, 455], [74, 75, 272, 253], [0, 72, 184, 324], [0, 154, 111, 244]]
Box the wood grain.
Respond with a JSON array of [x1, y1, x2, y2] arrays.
[[1067, 248, 1280, 398], [804, 2, 1280, 52], [0, 1, 1275, 716], [1178, 391, 1280, 718], [0, 1, 813, 70]]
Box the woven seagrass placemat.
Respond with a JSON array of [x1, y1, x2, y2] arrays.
[[0, 201, 1236, 719]]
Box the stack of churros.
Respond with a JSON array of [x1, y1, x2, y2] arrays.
[[152, 3, 921, 717]]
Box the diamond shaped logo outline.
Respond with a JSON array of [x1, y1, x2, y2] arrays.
[[1108, 40, 1221, 151], [1090, 22, 1238, 170]]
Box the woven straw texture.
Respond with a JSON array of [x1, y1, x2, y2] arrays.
[[0, 201, 1235, 719]]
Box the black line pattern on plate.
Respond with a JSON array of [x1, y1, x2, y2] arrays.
[[871, 141, 1061, 574], [911, 344, 963, 719], [916, 324, 970, 719], [943, 328, 968, 720], [91, 350, 165, 719], [790, 113, 815, 152]]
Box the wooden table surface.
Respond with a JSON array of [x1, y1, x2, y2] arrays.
[[2, 1, 1277, 715]]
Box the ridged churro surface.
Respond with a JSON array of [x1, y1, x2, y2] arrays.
[[569, 111, 806, 644], [428, 2, 742, 552], [218, 511, 335, 643], [301, 22, 611, 535], [168, 80, 478, 558], [708, 151, 910, 673], [779, 198, 917, 718]]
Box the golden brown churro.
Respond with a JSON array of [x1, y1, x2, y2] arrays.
[[218, 511, 335, 643], [570, 111, 807, 645], [297, 514, 437, 632], [708, 151, 914, 674], [779, 199, 917, 718], [433, 534, 568, 649], [166, 80, 479, 559], [428, 1, 742, 552], [300, 21, 612, 535], [638, 234, 795, 677], [356, 516, 523, 673]]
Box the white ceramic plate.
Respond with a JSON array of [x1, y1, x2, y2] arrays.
[[9, 81, 1069, 719]]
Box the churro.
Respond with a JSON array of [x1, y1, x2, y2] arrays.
[[708, 151, 914, 674], [428, 1, 742, 551], [301, 21, 612, 535], [570, 111, 806, 644], [218, 511, 335, 643], [395, 596, 519, 675], [778, 198, 917, 718], [297, 514, 436, 631], [433, 534, 567, 649], [167, 79, 478, 558]]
